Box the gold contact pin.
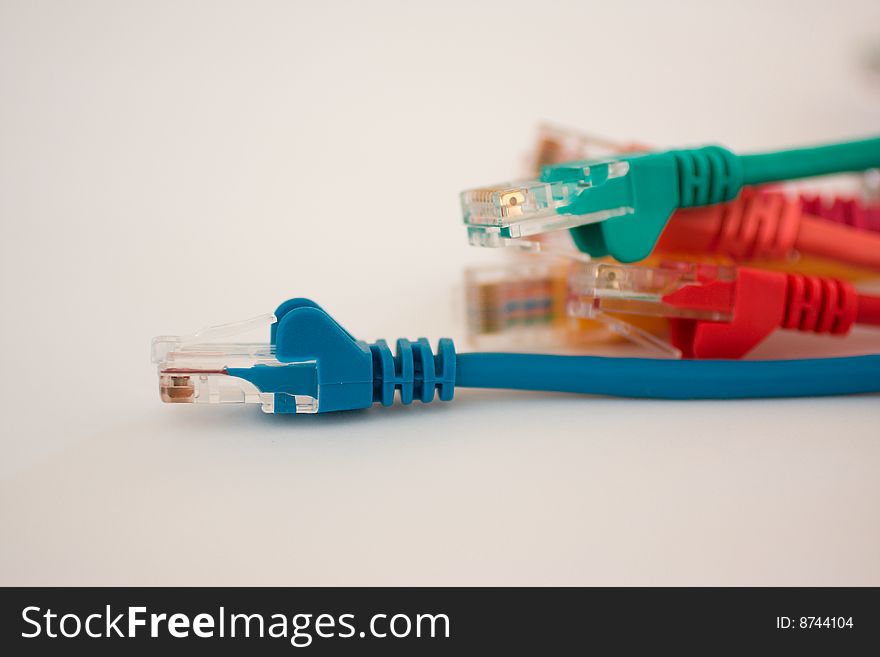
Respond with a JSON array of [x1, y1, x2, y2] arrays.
[[465, 187, 527, 218]]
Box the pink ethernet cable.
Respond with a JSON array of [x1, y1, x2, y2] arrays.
[[799, 194, 880, 233]]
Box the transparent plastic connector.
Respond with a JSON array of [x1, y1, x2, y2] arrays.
[[464, 260, 577, 349], [461, 159, 634, 248], [569, 260, 737, 322], [566, 260, 740, 359], [151, 313, 318, 414], [529, 123, 646, 174], [497, 226, 592, 261]]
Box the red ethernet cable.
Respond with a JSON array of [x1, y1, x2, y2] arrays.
[[657, 188, 880, 271], [663, 268, 880, 358], [569, 260, 880, 359]]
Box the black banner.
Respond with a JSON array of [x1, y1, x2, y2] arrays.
[[1, 587, 877, 654]]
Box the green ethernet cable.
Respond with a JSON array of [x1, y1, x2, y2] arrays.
[[460, 135, 880, 262]]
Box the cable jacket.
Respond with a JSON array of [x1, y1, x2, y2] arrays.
[[455, 353, 880, 399], [740, 136, 880, 185], [796, 214, 880, 272], [857, 295, 880, 326]]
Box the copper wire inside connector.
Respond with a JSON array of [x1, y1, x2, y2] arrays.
[[162, 368, 228, 375], [159, 368, 230, 402], [160, 375, 195, 402], [468, 274, 563, 335]]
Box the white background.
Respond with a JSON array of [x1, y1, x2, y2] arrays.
[[1, 0, 879, 585]]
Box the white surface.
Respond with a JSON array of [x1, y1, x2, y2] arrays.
[[1, 0, 879, 585]]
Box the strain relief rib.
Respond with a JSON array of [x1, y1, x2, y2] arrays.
[[672, 146, 743, 208], [782, 274, 857, 335], [369, 338, 456, 407], [711, 189, 801, 260]]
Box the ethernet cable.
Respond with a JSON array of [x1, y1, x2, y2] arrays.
[[799, 193, 880, 233], [530, 125, 880, 232], [152, 298, 880, 414], [657, 188, 880, 271], [567, 259, 880, 359], [461, 135, 880, 263]]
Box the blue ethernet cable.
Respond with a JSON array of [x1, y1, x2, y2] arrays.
[[456, 353, 880, 400], [152, 298, 880, 414]]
